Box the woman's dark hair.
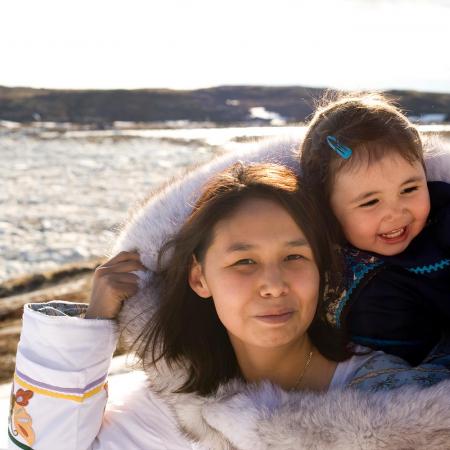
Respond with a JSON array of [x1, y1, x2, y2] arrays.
[[300, 92, 424, 242], [133, 162, 350, 395]]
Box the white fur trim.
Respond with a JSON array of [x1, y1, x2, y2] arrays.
[[114, 134, 450, 450]]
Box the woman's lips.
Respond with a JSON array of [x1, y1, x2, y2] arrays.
[[255, 311, 295, 324]]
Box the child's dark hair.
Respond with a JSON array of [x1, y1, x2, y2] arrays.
[[300, 92, 424, 217], [133, 162, 350, 395]]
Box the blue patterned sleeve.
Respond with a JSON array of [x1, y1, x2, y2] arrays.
[[348, 351, 450, 392]]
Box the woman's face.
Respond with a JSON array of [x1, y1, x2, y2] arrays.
[[189, 197, 320, 353]]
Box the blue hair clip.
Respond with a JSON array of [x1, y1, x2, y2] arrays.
[[326, 136, 352, 159]]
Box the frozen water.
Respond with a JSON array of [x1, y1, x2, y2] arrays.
[[0, 132, 228, 282], [1, 124, 449, 283]]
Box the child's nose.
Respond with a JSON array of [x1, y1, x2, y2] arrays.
[[258, 266, 288, 298], [384, 201, 407, 221]]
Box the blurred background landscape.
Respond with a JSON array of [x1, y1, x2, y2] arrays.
[[1, 0, 450, 411], [2, 85, 450, 125]]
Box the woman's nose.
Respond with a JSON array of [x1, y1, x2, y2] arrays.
[[259, 267, 288, 298]]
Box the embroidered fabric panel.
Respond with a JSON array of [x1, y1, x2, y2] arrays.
[[407, 258, 450, 275], [325, 246, 450, 330], [8, 428, 34, 450], [348, 352, 450, 392], [324, 248, 383, 328], [9, 369, 109, 448], [28, 301, 88, 317], [14, 369, 108, 403], [9, 386, 36, 448]]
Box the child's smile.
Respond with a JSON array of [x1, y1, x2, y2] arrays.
[[378, 225, 409, 243], [330, 153, 430, 256]]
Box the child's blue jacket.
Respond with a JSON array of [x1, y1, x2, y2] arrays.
[[328, 181, 450, 365]]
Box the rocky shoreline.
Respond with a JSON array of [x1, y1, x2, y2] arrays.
[[2, 85, 450, 125]]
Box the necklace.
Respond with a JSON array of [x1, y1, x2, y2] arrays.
[[294, 348, 314, 389]]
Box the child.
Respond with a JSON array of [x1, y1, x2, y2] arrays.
[[9, 162, 450, 449], [300, 93, 450, 366]]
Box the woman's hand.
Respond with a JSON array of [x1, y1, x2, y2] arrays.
[[86, 251, 146, 319]]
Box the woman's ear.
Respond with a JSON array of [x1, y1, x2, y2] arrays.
[[188, 255, 212, 298]]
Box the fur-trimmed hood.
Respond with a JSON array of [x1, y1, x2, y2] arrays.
[[114, 135, 450, 449]]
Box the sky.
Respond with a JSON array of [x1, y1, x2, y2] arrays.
[[2, 0, 450, 93]]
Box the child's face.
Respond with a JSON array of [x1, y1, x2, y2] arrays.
[[189, 197, 320, 354], [330, 153, 430, 256]]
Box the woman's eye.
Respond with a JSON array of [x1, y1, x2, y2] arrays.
[[359, 198, 379, 208], [233, 258, 255, 266], [285, 254, 305, 261], [401, 186, 419, 194]]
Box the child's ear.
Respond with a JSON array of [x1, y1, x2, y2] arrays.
[[188, 255, 212, 298]]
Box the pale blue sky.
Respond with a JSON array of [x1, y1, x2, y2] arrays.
[[2, 0, 450, 92]]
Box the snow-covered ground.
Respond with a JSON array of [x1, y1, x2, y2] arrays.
[[1, 124, 449, 283], [0, 135, 223, 281]]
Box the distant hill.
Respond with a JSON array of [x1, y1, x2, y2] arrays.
[[1, 85, 449, 125]]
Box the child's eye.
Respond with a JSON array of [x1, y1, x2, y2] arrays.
[[233, 258, 255, 266], [359, 199, 379, 208], [285, 254, 305, 261], [401, 186, 419, 194]]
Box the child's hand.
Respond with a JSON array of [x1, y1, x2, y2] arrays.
[[86, 251, 146, 319]]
